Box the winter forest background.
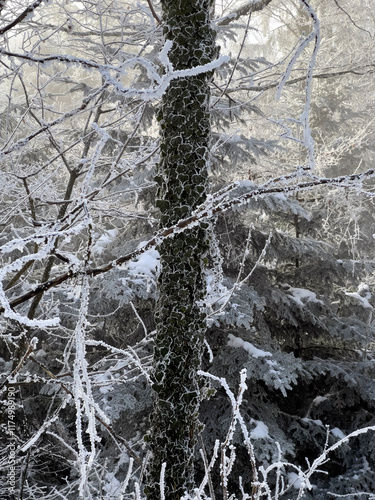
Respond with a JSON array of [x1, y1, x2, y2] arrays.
[[1, 0, 375, 499]]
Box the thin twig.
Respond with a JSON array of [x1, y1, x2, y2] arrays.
[[332, 0, 372, 37]]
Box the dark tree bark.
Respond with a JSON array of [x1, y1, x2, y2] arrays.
[[145, 1, 218, 499]]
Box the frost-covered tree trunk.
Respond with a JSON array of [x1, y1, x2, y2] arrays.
[[145, 1, 218, 498]]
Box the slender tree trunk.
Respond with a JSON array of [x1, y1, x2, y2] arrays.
[[145, 1, 218, 499]]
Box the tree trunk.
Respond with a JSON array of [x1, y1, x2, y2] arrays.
[[145, 1, 218, 499]]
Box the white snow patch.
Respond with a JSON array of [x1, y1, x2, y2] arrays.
[[284, 285, 323, 307], [103, 473, 121, 495], [288, 472, 302, 489], [312, 395, 328, 405], [331, 427, 346, 439], [302, 418, 323, 426], [228, 334, 272, 358], [345, 284, 373, 309], [128, 246, 160, 276], [250, 419, 269, 439], [92, 229, 118, 255], [234, 179, 257, 189]]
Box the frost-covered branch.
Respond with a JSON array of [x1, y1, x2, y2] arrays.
[[1, 167, 375, 316], [217, 0, 274, 26], [0, 45, 229, 104], [276, 0, 320, 169], [228, 65, 375, 93], [0, 0, 45, 35]]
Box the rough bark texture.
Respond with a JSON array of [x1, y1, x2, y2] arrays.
[[145, 1, 218, 499]]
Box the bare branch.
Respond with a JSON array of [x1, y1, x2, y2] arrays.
[[146, 0, 161, 24], [0, 0, 44, 36], [332, 0, 372, 37]]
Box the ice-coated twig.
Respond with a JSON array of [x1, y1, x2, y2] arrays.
[[20, 397, 69, 452], [198, 369, 259, 497], [130, 300, 149, 337], [207, 230, 272, 320], [46, 431, 79, 459], [276, 0, 321, 170], [160, 462, 167, 500], [72, 275, 108, 497], [85, 338, 152, 383], [117, 458, 134, 500], [198, 436, 219, 499]]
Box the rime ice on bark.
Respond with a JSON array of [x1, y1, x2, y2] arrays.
[[145, 1, 219, 499]]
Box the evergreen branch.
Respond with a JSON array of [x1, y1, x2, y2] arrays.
[[1, 168, 375, 316], [0, 0, 44, 36]]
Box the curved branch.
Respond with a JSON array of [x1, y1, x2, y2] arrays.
[[146, 0, 161, 24], [2, 167, 375, 315]]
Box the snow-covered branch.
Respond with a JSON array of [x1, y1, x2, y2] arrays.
[[217, 0, 274, 26], [1, 167, 375, 316]]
